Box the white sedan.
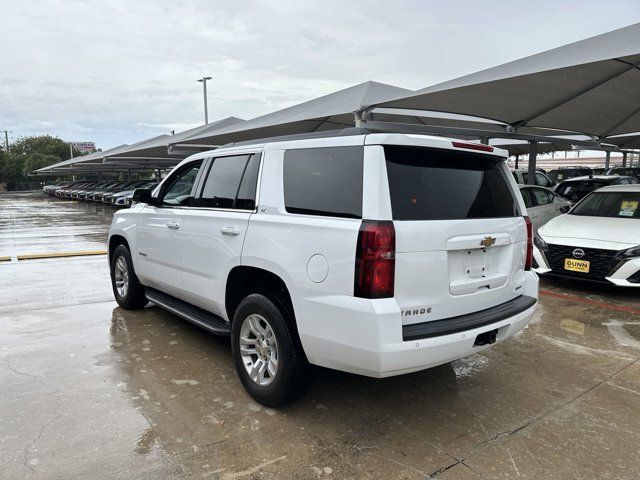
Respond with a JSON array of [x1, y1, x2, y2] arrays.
[[519, 185, 571, 232], [533, 185, 640, 287]]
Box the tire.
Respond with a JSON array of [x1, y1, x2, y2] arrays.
[[231, 294, 310, 407], [110, 244, 148, 309]]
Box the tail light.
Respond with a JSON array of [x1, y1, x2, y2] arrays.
[[354, 220, 395, 298], [524, 216, 533, 271], [451, 141, 494, 153]]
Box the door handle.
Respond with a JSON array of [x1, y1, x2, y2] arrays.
[[220, 226, 240, 236], [166, 221, 181, 230]]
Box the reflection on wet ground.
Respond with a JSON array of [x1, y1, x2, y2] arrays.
[[1, 193, 639, 479]]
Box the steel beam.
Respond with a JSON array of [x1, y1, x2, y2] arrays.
[[360, 120, 609, 150], [527, 142, 538, 185]]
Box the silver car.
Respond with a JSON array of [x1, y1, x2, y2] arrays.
[[519, 185, 571, 231]]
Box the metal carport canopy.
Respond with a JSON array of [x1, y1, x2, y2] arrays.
[[606, 133, 640, 150], [168, 81, 575, 151], [372, 22, 640, 138], [105, 116, 245, 161], [169, 81, 419, 150], [490, 139, 572, 157], [32, 146, 129, 175]]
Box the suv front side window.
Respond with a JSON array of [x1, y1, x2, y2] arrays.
[[197, 154, 260, 210], [160, 160, 203, 206]]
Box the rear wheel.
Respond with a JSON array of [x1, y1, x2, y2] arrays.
[[231, 294, 309, 406], [110, 244, 147, 309]]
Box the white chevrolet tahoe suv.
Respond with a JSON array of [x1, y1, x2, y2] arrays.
[[108, 132, 539, 406]]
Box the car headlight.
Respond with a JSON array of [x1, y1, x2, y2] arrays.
[[618, 246, 640, 258], [534, 232, 548, 251]]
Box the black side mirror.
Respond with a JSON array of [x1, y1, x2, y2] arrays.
[[132, 188, 156, 205], [560, 205, 571, 214]]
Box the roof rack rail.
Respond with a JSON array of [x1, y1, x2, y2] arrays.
[[216, 127, 371, 149]]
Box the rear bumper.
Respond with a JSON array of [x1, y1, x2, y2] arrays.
[[402, 295, 536, 341], [295, 271, 539, 377]]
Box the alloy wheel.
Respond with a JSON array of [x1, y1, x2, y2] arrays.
[[239, 314, 279, 386]]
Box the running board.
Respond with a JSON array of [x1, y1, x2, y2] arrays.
[[145, 288, 230, 336]]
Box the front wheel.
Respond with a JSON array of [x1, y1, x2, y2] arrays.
[[110, 244, 147, 309], [231, 294, 310, 407]]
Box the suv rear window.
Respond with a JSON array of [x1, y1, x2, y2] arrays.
[[384, 145, 518, 221], [283, 146, 363, 219]]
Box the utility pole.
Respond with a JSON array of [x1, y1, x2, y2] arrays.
[[3, 130, 8, 150], [69, 143, 74, 159], [197, 76, 212, 124]]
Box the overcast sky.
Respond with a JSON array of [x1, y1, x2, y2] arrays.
[[1, 0, 639, 149]]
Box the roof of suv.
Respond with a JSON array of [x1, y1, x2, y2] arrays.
[[182, 131, 509, 164]]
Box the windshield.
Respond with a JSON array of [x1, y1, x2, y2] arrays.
[[571, 192, 640, 218], [556, 180, 610, 198], [548, 169, 591, 183]]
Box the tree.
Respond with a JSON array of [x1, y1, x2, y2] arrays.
[[23, 153, 62, 176], [0, 153, 26, 190], [9, 135, 81, 160], [0, 135, 88, 190]]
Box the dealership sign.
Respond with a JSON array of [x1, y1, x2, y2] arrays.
[[69, 141, 96, 153]]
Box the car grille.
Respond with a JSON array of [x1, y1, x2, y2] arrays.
[[545, 244, 618, 281]]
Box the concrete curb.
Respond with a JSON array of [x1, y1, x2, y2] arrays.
[[16, 250, 108, 261]]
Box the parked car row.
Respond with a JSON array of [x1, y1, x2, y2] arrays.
[[511, 166, 640, 231], [513, 165, 640, 189], [43, 180, 158, 206]]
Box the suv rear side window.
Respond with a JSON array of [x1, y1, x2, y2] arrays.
[[384, 145, 518, 221], [283, 146, 363, 219], [199, 154, 259, 209]]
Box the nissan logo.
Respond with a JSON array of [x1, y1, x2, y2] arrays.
[[572, 248, 585, 259]]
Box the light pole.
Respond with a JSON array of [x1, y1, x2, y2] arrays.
[[197, 76, 212, 124]]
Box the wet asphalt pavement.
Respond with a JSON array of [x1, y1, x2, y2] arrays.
[[1, 192, 639, 479]]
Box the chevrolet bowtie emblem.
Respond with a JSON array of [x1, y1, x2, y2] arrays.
[[480, 236, 496, 248]]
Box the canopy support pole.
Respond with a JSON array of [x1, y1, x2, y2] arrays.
[[623, 152, 627, 167], [353, 110, 369, 128], [605, 151, 611, 169], [515, 155, 519, 169], [527, 141, 538, 185]]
